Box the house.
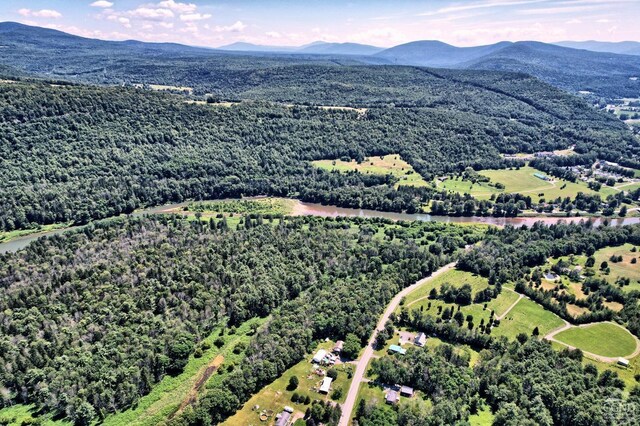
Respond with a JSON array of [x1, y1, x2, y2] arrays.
[[414, 332, 427, 347], [400, 386, 414, 397], [275, 411, 291, 426], [544, 272, 559, 280], [389, 344, 407, 355], [312, 349, 327, 364], [385, 390, 399, 405], [333, 340, 344, 354], [618, 357, 630, 367], [319, 377, 333, 394]]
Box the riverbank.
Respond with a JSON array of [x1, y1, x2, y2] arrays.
[[1, 197, 638, 254]]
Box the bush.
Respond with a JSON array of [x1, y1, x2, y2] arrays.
[[327, 368, 338, 380], [287, 375, 299, 391]]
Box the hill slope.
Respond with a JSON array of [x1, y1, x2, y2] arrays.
[[375, 40, 511, 67]]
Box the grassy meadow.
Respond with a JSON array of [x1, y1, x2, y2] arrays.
[[311, 154, 429, 188], [491, 298, 565, 341], [554, 323, 637, 358]]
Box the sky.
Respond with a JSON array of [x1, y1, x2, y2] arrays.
[[1, 0, 639, 48]]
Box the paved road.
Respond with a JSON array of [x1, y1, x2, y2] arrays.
[[338, 262, 457, 426]]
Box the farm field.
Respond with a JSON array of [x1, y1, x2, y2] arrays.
[[479, 166, 618, 200], [437, 177, 502, 199], [554, 323, 638, 358], [221, 341, 353, 426], [492, 298, 565, 340], [311, 154, 429, 188]]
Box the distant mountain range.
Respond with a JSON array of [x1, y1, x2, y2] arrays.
[[555, 41, 640, 56], [1, 21, 639, 98], [218, 40, 383, 56]]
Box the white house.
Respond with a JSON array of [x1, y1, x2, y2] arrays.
[[319, 377, 333, 394]]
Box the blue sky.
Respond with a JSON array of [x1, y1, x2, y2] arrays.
[[1, 0, 639, 47]]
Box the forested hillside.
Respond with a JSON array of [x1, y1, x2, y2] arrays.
[[1, 78, 635, 231], [0, 215, 477, 424]]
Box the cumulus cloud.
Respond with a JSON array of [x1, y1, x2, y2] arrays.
[[90, 1, 114, 8], [157, 0, 196, 14], [18, 8, 62, 18], [180, 13, 212, 22], [129, 7, 174, 21], [214, 21, 246, 33]]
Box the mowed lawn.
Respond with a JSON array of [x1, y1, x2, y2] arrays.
[[311, 154, 429, 188], [221, 341, 353, 426], [554, 323, 638, 358], [492, 298, 564, 340], [479, 166, 618, 200]]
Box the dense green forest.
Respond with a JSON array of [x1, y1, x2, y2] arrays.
[[1, 78, 636, 231], [0, 215, 478, 424]]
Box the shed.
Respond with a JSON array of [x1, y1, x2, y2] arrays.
[[333, 340, 344, 353], [389, 344, 407, 355], [618, 357, 630, 367], [275, 411, 291, 426], [414, 332, 427, 347], [312, 349, 327, 364], [284, 406, 294, 413], [319, 377, 333, 394], [385, 390, 399, 405], [400, 386, 414, 397]]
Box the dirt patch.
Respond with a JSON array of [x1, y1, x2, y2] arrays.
[[175, 354, 224, 415], [567, 304, 589, 318], [604, 301, 624, 312], [569, 283, 588, 300]]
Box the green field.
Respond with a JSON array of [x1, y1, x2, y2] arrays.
[[222, 340, 353, 425], [0, 222, 71, 243], [594, 244, 640, 290], [554, 323, 638, 358], [492, 298, 565, 340], [312, 154, 429, 188], [104, 318, 265, 426], [437, 177, 502, 199], [186, 197, 296, 216], [0, 404, 69, 426], [479, 166, 618, 200], [402, 269, 491, 307]]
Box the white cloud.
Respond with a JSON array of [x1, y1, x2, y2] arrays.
[[18, 8, 62, 18], [157, 0, 196, 14], [265, 31, 282, 38], [129, 7, 174, 21], [90, 1, 114, 8], [180, 13, 212, 22], [159, 22, 174, 29], [596, 18, 611, 23], [118, 17, 132, 28], [419, 0, 546, 17], [214, 21, 246, 33]]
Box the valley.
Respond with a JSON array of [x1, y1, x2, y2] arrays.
[[0, 6, 640, 426]]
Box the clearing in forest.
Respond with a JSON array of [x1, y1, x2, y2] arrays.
[[311, 154, 429, 188], [554, 323, 638, 358], [491, 298, 564, 341]]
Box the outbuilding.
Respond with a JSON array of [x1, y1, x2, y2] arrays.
[[618, 357, 630, 367], [319, 377, 333, 394], [312, 349, 327, 364], [333, 340, 344, 354], [385, 390, 399, 405], [400, 386, 414, 397]]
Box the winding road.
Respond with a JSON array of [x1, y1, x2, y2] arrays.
[[338, 261, 457, 426]]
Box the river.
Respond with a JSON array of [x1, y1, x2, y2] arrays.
[[1, 198, 638, 254]]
